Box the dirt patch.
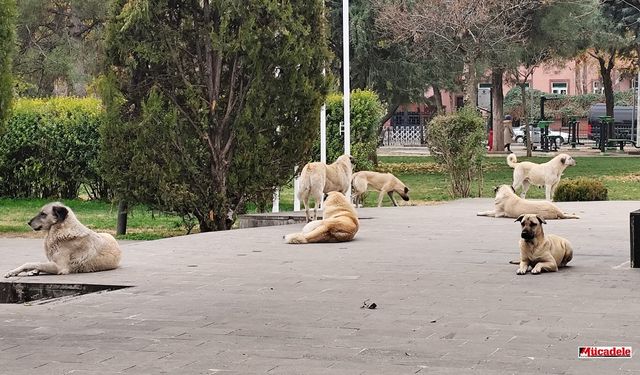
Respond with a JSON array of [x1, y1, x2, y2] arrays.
[[602, 173, 640, 183]]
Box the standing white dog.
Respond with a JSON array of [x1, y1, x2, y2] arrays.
[[297, 154, 353, 221], [4, 202, 122, 277], [507, 153, 576, 201]]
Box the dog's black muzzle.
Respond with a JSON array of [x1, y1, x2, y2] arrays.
[[521, 230, 535, 241]]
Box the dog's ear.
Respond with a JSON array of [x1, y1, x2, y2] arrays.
[[515, 214, 525, 223], [404, 186, 409, 194], [536, 215, 547, 225], [560, 157, 566, 164], [52, 205, 68, 222], [510, 185, 516, 193]]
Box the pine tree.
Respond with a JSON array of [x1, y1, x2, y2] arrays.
[[101, 0, 330, 231], [0, 0, 16, 127]]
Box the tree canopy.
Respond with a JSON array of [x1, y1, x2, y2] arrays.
[[101, 0, 330, 231]]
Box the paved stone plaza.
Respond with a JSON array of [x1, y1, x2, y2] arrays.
[[1, 199, 639, 374]]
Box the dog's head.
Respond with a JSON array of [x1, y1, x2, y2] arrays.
[[559, 154, 576, 167], [324, 191, 348, 207], [28, 202, 69, 231], [494, 184, 516, 199], [398, 186, 410, 201], [336, 154, 354, 169], [515, 214, 545, 242]]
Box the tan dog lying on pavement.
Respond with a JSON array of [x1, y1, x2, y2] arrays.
[[351, 171, 410, 207], [507, 153, 576, 200], [4, 202, 121, 277], [514, 214, 573, 275], [298, 154, 353, 222], [477, 185, 579, 219], [285, 191, 359, 244]]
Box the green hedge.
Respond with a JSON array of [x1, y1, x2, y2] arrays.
[[426, 109, 485, 198], [554, 178, 608, 201], [0, 97, 109, 199], [312, 89, 383, 171]]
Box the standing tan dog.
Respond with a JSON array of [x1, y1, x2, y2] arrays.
[[507, 153, 576, 200], [351, 171, 410, 207], [478, 185, 579, 219], [4, 202, 121, 277], [285, 191, 359, 244], [298, 154, 353, 221], [514, 214, 573, 275]]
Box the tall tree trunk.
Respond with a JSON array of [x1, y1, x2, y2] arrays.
[[574, 60, 582, 95], [463, 57, 478, 108], [432, 85, 444, 114], [581, 55, 589, 95], [491, 68, 504, 152], [520, 83, 532, 157], [597, 57, 615, 117]]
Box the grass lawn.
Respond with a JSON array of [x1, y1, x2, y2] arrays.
[[1, 155, 639, 239], [0, 199, 185, 240]]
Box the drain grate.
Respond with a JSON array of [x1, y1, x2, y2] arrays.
[[0, 282, 131, 304]]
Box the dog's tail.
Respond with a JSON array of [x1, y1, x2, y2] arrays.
[[508, 260, 520, 264], [559, 212, 580, 219], [284, 232, 308, 244], [506, 153, 518, 168]]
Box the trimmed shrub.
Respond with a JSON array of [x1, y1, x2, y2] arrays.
[[426, 109, 485, 198], [312, 89, 384, 171], [554, 178, 608, 201], [0, 97, 109, 199]]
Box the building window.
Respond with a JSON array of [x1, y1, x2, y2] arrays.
[[551, 82, 568, 95], [478, 83, 492, 89], [592, 81, 604, 94]]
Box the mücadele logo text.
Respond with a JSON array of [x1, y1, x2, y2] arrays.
[[579, 346, 632, 358]]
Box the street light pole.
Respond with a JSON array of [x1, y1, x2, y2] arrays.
[[342, 0, 350, 157]]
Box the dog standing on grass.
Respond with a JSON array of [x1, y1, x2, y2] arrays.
[[351, 171, 410, 207], [285, 191, 359, 244], [297, 154, 353, 222], [4, 202, 121, 277], [507, 153, 576, 200], [514, 214, 573, 275]]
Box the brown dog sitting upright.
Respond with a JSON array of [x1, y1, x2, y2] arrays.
[[285, 191, 359, 244], [515, 214, 573, 275]]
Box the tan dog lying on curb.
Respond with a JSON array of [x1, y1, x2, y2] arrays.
[[351, 171, 410, 207], [298, 154, 354, 222], [4, 202, 121, 277], [477, 185, 579, 219], [514, 214, 573, 275], [285, 191, 359, 244], [507, 153, 576, 200]]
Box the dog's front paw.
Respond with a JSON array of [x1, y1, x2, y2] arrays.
[[4, 270, 18, 278], [531, 268, 542, 275], [516, 268, 527, 275]]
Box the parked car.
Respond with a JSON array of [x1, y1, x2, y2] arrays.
[[513, 125, 565, 144]]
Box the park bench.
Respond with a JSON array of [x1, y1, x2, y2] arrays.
[[601, 138, 639, 151]]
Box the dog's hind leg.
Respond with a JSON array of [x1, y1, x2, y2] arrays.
[[520, 180, 531, 198], [377, 191, 386, 207], [4, 261, 62, 278]]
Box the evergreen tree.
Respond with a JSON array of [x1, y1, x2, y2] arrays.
[[0, 0, 16, 127], [101, 0, 329, 231]]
